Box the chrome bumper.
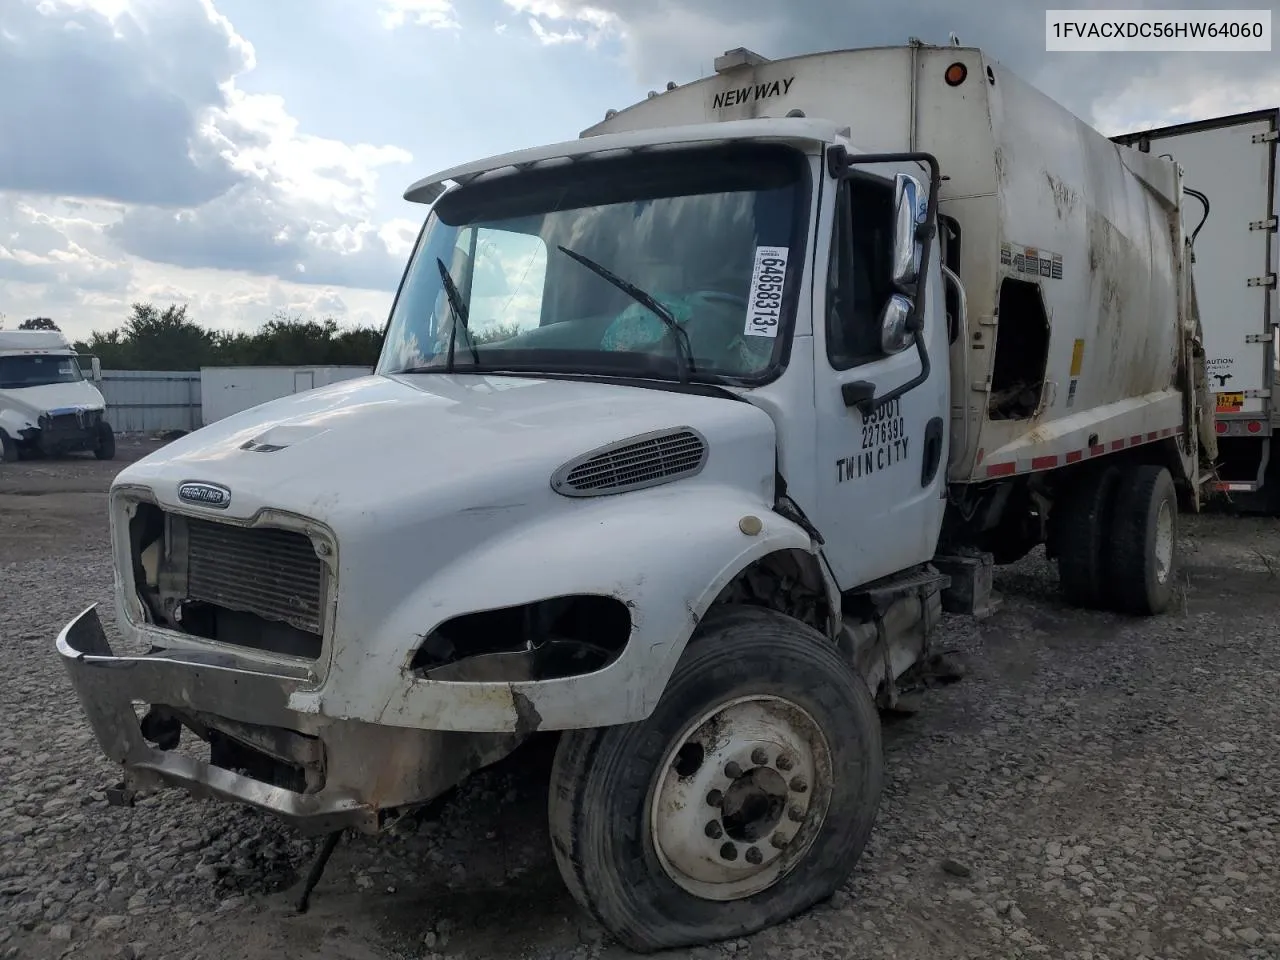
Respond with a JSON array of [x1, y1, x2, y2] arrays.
[[55, 605, 520, 835]]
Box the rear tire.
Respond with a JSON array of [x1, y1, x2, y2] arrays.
[[94, 421, 116, 461], [0, 431, 18, 463], [547, 605, 883, 953], [1054, 465, 1120, 609], [1104, 465, 1178, 616]]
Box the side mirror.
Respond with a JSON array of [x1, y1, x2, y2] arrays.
[[90, 357, 102, 382], [891, 172, 926, 289], [879, 293, 915, 354]]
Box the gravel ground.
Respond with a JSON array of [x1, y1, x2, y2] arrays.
[[2, 446, 1279, 960]]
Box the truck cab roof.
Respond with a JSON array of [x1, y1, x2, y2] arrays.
[[0, 330, 74, 354]]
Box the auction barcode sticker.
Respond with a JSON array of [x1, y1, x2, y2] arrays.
[[745, 246, 789, 339]]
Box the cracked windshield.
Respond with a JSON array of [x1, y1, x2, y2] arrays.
[[376, 144, 807, 383]]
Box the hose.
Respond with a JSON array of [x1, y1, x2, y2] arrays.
[[1184, 187, 1210, 250]]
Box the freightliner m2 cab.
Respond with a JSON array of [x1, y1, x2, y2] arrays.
[[56, 42, 1212, 951]]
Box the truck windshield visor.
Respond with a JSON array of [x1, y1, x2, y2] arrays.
[[377, 142, 810, 384]]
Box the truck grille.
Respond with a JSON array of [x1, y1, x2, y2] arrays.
[[186, 519, 325, 636], [39, 410, 100, 439]]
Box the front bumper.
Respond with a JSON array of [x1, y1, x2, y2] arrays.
[[55, 605, 522, 835]]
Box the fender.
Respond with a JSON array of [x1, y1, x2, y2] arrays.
[[287, 484, 833, 733], [0, 408, 36, 440]]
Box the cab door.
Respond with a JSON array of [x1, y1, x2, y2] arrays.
[[809, 163, 951, 591]]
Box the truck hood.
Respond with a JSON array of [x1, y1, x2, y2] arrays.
[[0, 380, 105, 421], [116, 372, 777, 526]]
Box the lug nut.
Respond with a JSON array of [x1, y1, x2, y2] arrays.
[[706, 789, 723, 808], [724, 761, 742, 779], [720, 843, 738, 861], [745, 846, 763, 865], [790, 776, 808, 794], [788, 805, 804, 822], [751, 748, 769, 766], [705, 821, 723, 839], [776, 754, 794, 772], [771, 832, 788, 849]]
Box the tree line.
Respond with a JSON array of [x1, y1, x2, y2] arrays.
[[9, 304, 386, 370]]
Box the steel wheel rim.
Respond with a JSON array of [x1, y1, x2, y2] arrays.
[[1155, 499, 1174, 584], [648, 694, 833, 902]]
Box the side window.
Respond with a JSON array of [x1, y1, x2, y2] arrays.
[[466, 228, 548, 343], [825, 174, 897, 369]]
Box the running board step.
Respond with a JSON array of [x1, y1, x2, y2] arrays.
[[846, 566, 951, 610]]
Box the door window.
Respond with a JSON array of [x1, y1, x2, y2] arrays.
[[825, 175, 897, 369]]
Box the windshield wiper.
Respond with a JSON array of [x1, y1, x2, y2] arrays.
[[436, 257, 479, 371], [557, 245, 694, 383]]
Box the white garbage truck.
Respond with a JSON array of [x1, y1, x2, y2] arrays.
[[0, 328, 114, 462], [1113, 107, 1279, 512], [56, 41, 1215, 951]]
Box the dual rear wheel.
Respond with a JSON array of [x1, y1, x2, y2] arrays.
[[1054, 463, 1179, 615]]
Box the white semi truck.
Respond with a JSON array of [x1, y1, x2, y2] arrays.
[[0, 329, 114, 462], [57, 42, 1215, 951], [1113, 108, 1279, 512]]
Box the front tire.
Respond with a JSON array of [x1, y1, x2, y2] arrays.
[[547, 605, 884, 953], [93, 421, 116, 461]]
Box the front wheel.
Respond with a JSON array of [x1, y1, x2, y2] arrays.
[[93, 421, 116, 461], [547, 605, 884, 953]]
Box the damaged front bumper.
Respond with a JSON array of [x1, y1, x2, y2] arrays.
[[55, 605, 522, 835]]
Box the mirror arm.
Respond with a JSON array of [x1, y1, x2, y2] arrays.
[[831, 148, 943, 415]]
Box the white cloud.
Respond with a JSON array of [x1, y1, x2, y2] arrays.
[[0, 0, 428, 342], [528, 18, 583, 45], [1090, 63, 1280, 136], [503, 0, 620, 47], [377, 0, 459, 30], [1, 0, 417, 304]]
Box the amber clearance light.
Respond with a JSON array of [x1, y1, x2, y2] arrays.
[[944, 62, 968, 86]]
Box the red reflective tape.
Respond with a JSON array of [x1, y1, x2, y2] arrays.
[[1147, 432, 1159, 442], [986, 462, 1017, 477], [1031, 455, 1058, 470], [1130, 435, 1143, 446], [1160, 427, 1174, 437], [1090, 445, 1105, 456], [1066, 450, 1084, 464], [1111, 439, 1126, 451]]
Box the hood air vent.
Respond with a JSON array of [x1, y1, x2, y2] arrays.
[[552, 428, 708, 497]]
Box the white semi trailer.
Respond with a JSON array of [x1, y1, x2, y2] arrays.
[[56, 41, 1215, 951], [1113, 108, 1279, 512]]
